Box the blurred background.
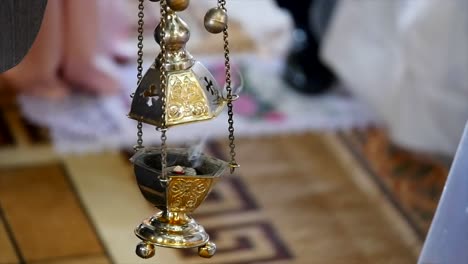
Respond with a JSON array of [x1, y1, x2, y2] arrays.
[[0, 0, 466, 263]]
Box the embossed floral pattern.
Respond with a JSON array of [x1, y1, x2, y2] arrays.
[[169, 178, 211, 212]]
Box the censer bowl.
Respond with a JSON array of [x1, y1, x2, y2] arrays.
[[132, 148, 227, 211], [131, 148, 227, 258]]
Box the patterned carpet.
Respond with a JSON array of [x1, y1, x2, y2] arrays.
[[0, 88, 447, 263], [339, 129, 450, 238]]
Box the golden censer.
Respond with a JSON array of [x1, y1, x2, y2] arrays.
[[128, 0, 240, 259]]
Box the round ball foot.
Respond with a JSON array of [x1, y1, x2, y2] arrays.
[[136, 241, 155, 259], [198, 241, 216, 258]]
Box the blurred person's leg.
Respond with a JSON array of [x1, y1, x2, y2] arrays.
[[63, 0, 119, 95], [98, 0, 134, 64], [2, 0, 67, 98], [276, 0, 336, 94]]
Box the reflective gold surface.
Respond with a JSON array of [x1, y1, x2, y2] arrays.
[[167, 176, 214, 213], [135, 212, 210, 249], [132, 148, 227, 258], [155, 10, 194, 71], [135, 241, 155, 259], [166, 71, 211, 126], [128, 62, 226, 128], [167, 0, 190, 12], [204, 7, 228, 34], [130, 4, 228, 258], [198, 241, 217, 258]]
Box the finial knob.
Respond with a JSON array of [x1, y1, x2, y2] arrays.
[[154, 11, 190, 48], [154, 10, 194, 70]]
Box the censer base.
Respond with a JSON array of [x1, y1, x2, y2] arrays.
[[135, 211, 216, 259]]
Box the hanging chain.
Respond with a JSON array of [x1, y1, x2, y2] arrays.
[[218, 0, 239, 173], [159, 0, 169, 182], [134, 0, 145, 152]]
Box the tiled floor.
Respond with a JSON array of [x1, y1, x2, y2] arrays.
[[0, 218, 18, 264], [0, 164, 106, 263]]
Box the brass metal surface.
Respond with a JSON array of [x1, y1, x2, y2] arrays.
[[167, 0, 190, 12], [132, 148, 226, 257], [129, 9, 228, 128], [167, 176, 215, 213], [135, 241, 155, 259], [135, 212, 210, 249], [166, 71, 211, 126], [130, 0, 237, 259], [204, 7, 228, 34], [128, 62, 226, 128], [198, 241, 217, 258], [155, 10, 194, 71]]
